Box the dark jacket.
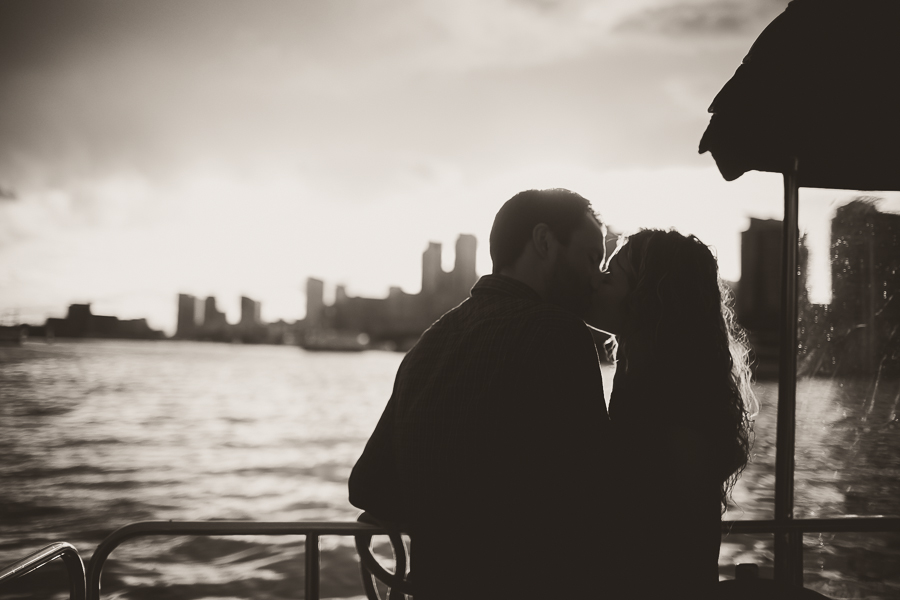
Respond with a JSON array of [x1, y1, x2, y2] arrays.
[[349, 274, 613, 599]]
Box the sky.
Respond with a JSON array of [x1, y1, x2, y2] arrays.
[[2, 0, 883, 334]]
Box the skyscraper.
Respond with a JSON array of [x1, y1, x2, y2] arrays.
[[176, 294, 202, 338], [306, 278, 325, 329], [830, 199, 900, 375], [452, 234, 478, 296], [421, 242, 442, 296], [737, 218, 783, 332], [240, 296, 261, 328]]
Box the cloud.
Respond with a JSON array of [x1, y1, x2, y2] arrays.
[[615, 0, 788, 37], [0, 0, 774, 196], [0, 172, 157, 247], [0, 0, 798, 331]]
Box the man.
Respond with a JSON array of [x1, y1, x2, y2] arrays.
[[349, 188, 613, 599]]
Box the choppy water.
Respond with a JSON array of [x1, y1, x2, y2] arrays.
[[1, 340, 899, 599]]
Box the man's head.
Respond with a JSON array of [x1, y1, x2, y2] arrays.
[[490, 188, 606, 318]]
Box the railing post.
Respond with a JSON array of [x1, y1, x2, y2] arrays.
[[0, 542, 85, 600], [61, 548, 88, 600], [774, 160, 803, 586], [305, 534, 320, 600]]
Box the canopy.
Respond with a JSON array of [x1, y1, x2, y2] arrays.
[[699, 0, 900, 191]]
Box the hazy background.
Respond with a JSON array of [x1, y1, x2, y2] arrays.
[[0, 0, 806, 335]]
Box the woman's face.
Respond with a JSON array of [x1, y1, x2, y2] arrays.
[[587, 247, 633, 335]]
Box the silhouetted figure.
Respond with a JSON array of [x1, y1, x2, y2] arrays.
[[590, 229, 756, 600], [349, 189, 613, 599]]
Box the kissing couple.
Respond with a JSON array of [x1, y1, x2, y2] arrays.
[[349, 188, 756, 599]]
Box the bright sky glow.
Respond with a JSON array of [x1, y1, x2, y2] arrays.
[[1, 0, 856, 334]]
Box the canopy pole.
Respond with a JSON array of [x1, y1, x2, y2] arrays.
[[774, 158, 803, 586]]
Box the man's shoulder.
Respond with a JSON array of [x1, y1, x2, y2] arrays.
[[519, 301, 587, 327], [409, 296, 591, 363], [434, 293, 586, 335], [491, 298, 590, 340]]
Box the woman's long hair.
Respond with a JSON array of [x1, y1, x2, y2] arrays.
[[615, 229, 756, 511]]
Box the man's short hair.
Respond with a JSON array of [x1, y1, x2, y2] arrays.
[[490, 188, 603, 272]]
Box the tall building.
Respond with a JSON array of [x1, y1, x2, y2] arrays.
[[236, 296, 265, 343], [240, 296, 261, 328], [421, 242, 443, 296], [306, 278, 325, 328], [200, 297, 229, 340], [176, 294, 202, 338], [65, 304, 93, 337], [737, 218, 809, 376], [737, 218, 783, 332], [452, 234, 478, 296], [830, 199, 900, 375]]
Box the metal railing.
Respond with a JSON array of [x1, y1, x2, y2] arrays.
[[0, 541, 86, 600], [726, 516, 900, 535], [8, 515, 900, 599], [85, 519, 412, 600]]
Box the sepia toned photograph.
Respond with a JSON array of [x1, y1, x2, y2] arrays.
[[1, 1, 899, 599]]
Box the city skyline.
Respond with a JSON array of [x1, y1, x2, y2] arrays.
[[18, 233, 480, 344], [6, 188, 900, 337], [14, 198, 900, 362]]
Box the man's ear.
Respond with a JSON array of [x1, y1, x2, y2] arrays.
[[531, 223, 553, 259]]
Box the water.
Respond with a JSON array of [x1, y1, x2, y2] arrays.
[[1, 340, 898, 599], [1, 340, 403, 599], [720, 373, 900, 599]]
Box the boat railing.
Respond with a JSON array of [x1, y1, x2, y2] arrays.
[[85, 519, 413, 600], [5, 515, 900, 599], [726, 516, 900, 535], [81, 515, 900, 599], [0, 541, 86, 600]]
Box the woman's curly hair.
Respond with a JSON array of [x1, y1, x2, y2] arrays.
[[616, 229, 756, 511]]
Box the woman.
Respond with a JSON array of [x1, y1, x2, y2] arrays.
[[590, 229, 756, 599]]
